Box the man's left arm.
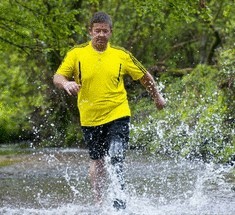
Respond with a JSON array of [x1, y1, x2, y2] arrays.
[[140, 72, 166, 110]]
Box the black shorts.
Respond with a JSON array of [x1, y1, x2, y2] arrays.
[[81, 117, 130, 160]]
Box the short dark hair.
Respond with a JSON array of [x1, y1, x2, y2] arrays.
[[89, 12, 112, 29]]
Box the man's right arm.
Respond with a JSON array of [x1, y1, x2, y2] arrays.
[[53, 74, 80, 96]]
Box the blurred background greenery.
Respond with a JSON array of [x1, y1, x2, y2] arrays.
[[0, 0, 234, 163]]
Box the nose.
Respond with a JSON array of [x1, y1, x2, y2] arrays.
[[99, 30, 105, 36]]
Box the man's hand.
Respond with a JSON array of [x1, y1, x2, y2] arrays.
[[154, 93, 166, 110], [63, 81, 80, 96], [53, 74, 81, 96]]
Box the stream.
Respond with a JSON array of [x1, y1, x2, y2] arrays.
[[0, 148, 234, 215]]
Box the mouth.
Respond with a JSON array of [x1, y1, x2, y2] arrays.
[[96, 39, 106, 44], [96, 37, 107, 43]]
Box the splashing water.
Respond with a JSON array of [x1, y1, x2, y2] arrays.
[[103, 155, 127, 210], [0, 148, 234, 215]]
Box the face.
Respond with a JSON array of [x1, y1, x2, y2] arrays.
[[89, 23, 112, 51]]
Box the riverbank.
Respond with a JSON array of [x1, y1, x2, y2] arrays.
[[0, 144, 32, 167], [0, 154, 28, 167]]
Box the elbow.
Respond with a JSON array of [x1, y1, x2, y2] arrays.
[[140, 72, 155, 87], [53, 74, 58, 87], [53, 74, 62, 89]]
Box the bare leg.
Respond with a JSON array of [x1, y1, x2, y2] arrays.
[[89, 158, 106, 204]]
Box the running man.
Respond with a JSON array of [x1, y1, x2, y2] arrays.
[[53, 11, 166, 209]]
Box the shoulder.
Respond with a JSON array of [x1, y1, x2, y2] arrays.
[[74, 41, 90, 49], [68, 42, 90, 54], [110, 44, 131, 56]]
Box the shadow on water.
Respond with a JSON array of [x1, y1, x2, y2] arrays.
[[0, 147, 235, 215]]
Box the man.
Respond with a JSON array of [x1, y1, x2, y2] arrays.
[[53, 12, 165, 209]]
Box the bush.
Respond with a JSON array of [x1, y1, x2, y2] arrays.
[[130, 64, 235, 163]]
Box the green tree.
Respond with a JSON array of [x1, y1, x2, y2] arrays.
[[0, 0, 234, 163]]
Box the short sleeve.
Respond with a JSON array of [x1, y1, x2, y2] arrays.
[[124, 52, 147, 80], [56, 50, 77, 80]]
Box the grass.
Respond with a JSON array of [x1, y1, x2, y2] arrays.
[[0, 144, 31, 167], [0, 159, 20, 167]]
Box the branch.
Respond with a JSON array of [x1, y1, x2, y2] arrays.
[[159, 38, 198, 62], [148, 64, 193, 77], [0, 16, 31, 29], [14, 0, 44, 16], [199, 0, 206, 9], [0, 23, 31, 40], [207, 24, 222, 64], [205, 1, 224, 64], [0, 36, 29, 54]]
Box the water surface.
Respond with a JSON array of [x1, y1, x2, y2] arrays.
[[0, 148, 234, 215]]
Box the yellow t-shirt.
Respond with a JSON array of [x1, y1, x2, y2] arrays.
[[56, 41, 147, 126]]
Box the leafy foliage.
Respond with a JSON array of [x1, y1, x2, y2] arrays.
[[0, 0, 234, 162], [130, 65, 234, 163]]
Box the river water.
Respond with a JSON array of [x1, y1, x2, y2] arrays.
[[0, 148, 234, 215]]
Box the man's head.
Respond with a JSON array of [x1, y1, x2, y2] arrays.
[[89, 12, 112, 52], [89, 11, 112, 30]]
